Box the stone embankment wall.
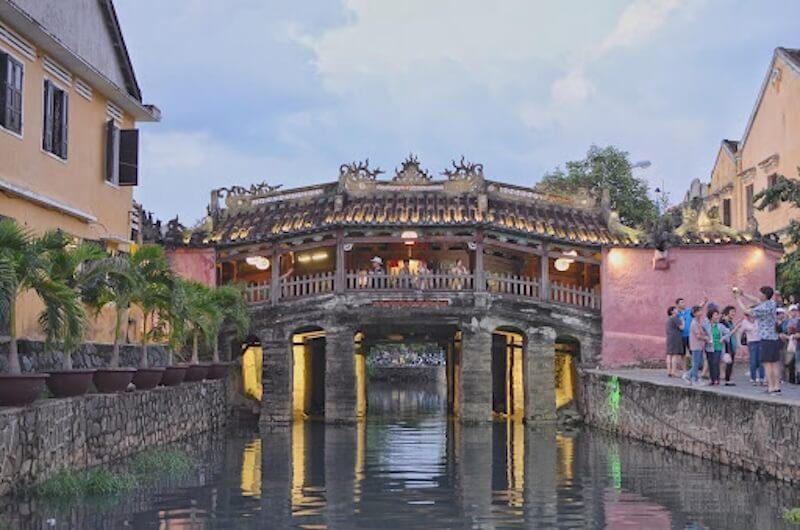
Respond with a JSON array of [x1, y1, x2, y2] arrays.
[[369, 366, 446, 384], [0, 340, 171, 373], [579, 371, 800, 483], [0, 380, 227, 496]]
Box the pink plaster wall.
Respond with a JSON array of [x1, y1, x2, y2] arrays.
[[601, 245, 780, 367], [167, 247, 217, 287]]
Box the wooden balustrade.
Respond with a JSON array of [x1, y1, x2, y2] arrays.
[[549, 281, 600, 310], [244, 281, 271, 304], [241, 270, 598, 311], [346, 271, 474, 291], [280, 272, 335, 299], [485, 272, 540, 298]]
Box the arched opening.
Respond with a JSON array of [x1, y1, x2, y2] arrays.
[[491, 327, 525, 419], [292, 326, 326, 419], [241, 335, 263, 402], [555, 335, 580, 409]]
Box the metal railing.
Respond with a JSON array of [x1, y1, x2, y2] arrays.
[[242, 270, 599, 311]]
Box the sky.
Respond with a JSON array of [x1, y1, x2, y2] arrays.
[[115, 0, 800, 226]]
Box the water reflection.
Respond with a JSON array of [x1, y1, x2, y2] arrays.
[[4, 382, 800, 529]]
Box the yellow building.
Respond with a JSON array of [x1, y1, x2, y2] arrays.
[[701, 47, 800, 239], [0, 0, 159, 341]]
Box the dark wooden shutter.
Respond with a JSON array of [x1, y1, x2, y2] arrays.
[[58, 90, 68, 158], [8, 58, 22, 133], [42, 80, 53, 152], [105, 119, 119, 183], [0, 53, 7, 129], [118, 129, 139, 186]]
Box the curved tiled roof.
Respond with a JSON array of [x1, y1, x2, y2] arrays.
[[205, 181, 628, 247]]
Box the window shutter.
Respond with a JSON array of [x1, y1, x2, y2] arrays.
[[58, 91, 68, 158], [105, 119, 120, 183], [42, 80, 53, 152], [118, 129, 139, 186], [0, 53, 7, 128]]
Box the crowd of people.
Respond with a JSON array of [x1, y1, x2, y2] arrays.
[[356, 256, 470, 290], [666, 286, 800, 394]]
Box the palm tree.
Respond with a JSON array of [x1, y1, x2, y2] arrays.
[[81, 254, 138, 368], [207, 284, 250, 362], [128, 246, 173, 368], [0, 220, 84, 374], [42, 234, 105, 370], [177, 279, 219, 365]]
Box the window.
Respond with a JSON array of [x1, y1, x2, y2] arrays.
[[42, 79, 68, 159], [745, 184, 754, 221], [0, 52, 23, 134], [767, 174, 778, 211], [722, 198, 731, 227], [105, 119, 139, 186]]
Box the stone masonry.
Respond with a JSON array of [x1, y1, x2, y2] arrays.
[[0, 380, 227, 496]]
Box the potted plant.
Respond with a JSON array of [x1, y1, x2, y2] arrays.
[[41, 235, 105, 398], [206, 284, 249, 380], [128, 246, 173, 389], [0, 220, 67, 406]]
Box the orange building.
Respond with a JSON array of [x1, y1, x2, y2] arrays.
[[0, 0, 159, 341], [696, 47, 800, 240]]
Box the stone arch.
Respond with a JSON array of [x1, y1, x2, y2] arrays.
[[291, 325, 327, 419], [491, 325, 526, 419]]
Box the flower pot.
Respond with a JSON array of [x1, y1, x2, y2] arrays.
[[184, 363, 210, 382], [93, 368, 136, 393], [45, 369, 95, 398], [132, 367, 165, 390], [0, 374, 49, 406], [206, 362, 231, 380], [160, 365, 188, 387]]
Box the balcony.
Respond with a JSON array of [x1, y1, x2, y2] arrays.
[[243, 270, 599, 311]]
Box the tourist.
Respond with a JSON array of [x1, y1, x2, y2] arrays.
[[721, 306, 739, 386], [702, 309, 735, 386], [779, 305, 799, 383], [665, 306, 684, 377], [735, 286, 781, 393], [450, 259, 468, 290], [739, 312, 763, 385], [683, 306, 708, 385], [369, 256, 385, 288], [676, 296, 707, 372], [417, 260, 431, 290]]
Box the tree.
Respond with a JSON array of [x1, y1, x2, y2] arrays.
[[754, 171, 800, 296], [0, 220, 85, 374], [178, 279, 219, 365], [536, 145, 658, 228], [127, 246, 174, 368], [207, 284, 249, 363], [44, 234, 106, 370]]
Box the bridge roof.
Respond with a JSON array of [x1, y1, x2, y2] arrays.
[[203, 156, 630, 248]]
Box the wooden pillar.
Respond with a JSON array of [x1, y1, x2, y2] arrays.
[[271, 248, 281, 304], [539, 243, 550, 301], [475, 232, 485, 292], [335, 232, 345, 293]]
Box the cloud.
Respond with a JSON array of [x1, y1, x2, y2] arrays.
[[599, 0, 684, 54]]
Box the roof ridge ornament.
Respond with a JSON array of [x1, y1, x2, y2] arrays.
[[393, 154, 432, 184], [442, 155, 484, 181], [339, 159, 384, 181]]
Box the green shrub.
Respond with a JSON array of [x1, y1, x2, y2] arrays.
[[129, 449, 195, 476], [34, 469, 138, 498], [785, 508, 800, 524]]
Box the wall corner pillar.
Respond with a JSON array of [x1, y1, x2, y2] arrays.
[[325, 325, 357, 424], [525, 327, 557, 422], [458, 322, 492, 422], [259, 334, 292, 425]]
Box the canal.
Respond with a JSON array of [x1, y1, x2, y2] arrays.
[[7, 381, 800, 529]]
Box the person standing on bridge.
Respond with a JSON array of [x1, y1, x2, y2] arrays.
[[665, 306, 684, 378], [735, 286, 781, 393], [683, 306, 709, 385]]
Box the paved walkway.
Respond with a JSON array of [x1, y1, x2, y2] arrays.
[[594, 364, 800, 406]]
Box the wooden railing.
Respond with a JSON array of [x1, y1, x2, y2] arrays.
[[549, 281, 600, 310], [242, 271, 599, 311], [346, 271, 474, 291], [280, 272, 335, 299], [485, 272, 540, 298], [244, 281, 270, 304]]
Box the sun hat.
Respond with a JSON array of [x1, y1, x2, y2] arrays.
[[370, 256, 383, 264]]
